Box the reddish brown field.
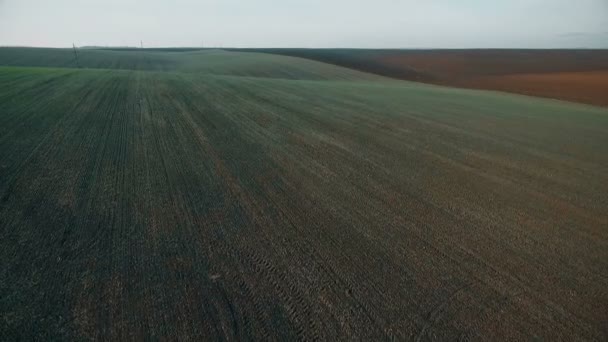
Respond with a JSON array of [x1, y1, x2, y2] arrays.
[[379, 50, 608, 106], [454, 71, 608, 106]]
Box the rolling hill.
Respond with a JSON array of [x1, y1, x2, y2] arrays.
[[0, 47, 378, 80], [237, 48, 608, 106], [1, 48, 607, 340]]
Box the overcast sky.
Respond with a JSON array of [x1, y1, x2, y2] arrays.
[[1, 0, 607, 48]]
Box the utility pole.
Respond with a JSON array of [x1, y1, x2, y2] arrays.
[[141, 40, 143, 49], [72, 43, 81, 68]]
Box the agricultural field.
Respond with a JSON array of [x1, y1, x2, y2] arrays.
[[241, 49, 608, 106], [0, 47, 376, 80], [0, 48, 607, 340]]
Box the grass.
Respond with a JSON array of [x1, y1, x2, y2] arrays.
[[1, 49, 607, 340]]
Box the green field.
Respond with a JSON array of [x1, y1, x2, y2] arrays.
[[1, 48, 607, 340], [0, 48, 377, 80]]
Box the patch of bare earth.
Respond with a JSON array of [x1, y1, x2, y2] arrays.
[[376, 50, 608, 106], [456, 71, 608, 106]]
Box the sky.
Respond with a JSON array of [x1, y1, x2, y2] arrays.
[[0, 0, 607, 48]]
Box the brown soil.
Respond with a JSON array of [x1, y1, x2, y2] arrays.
[[455, 71, 608, 106], [378, 50, 608, 106]]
